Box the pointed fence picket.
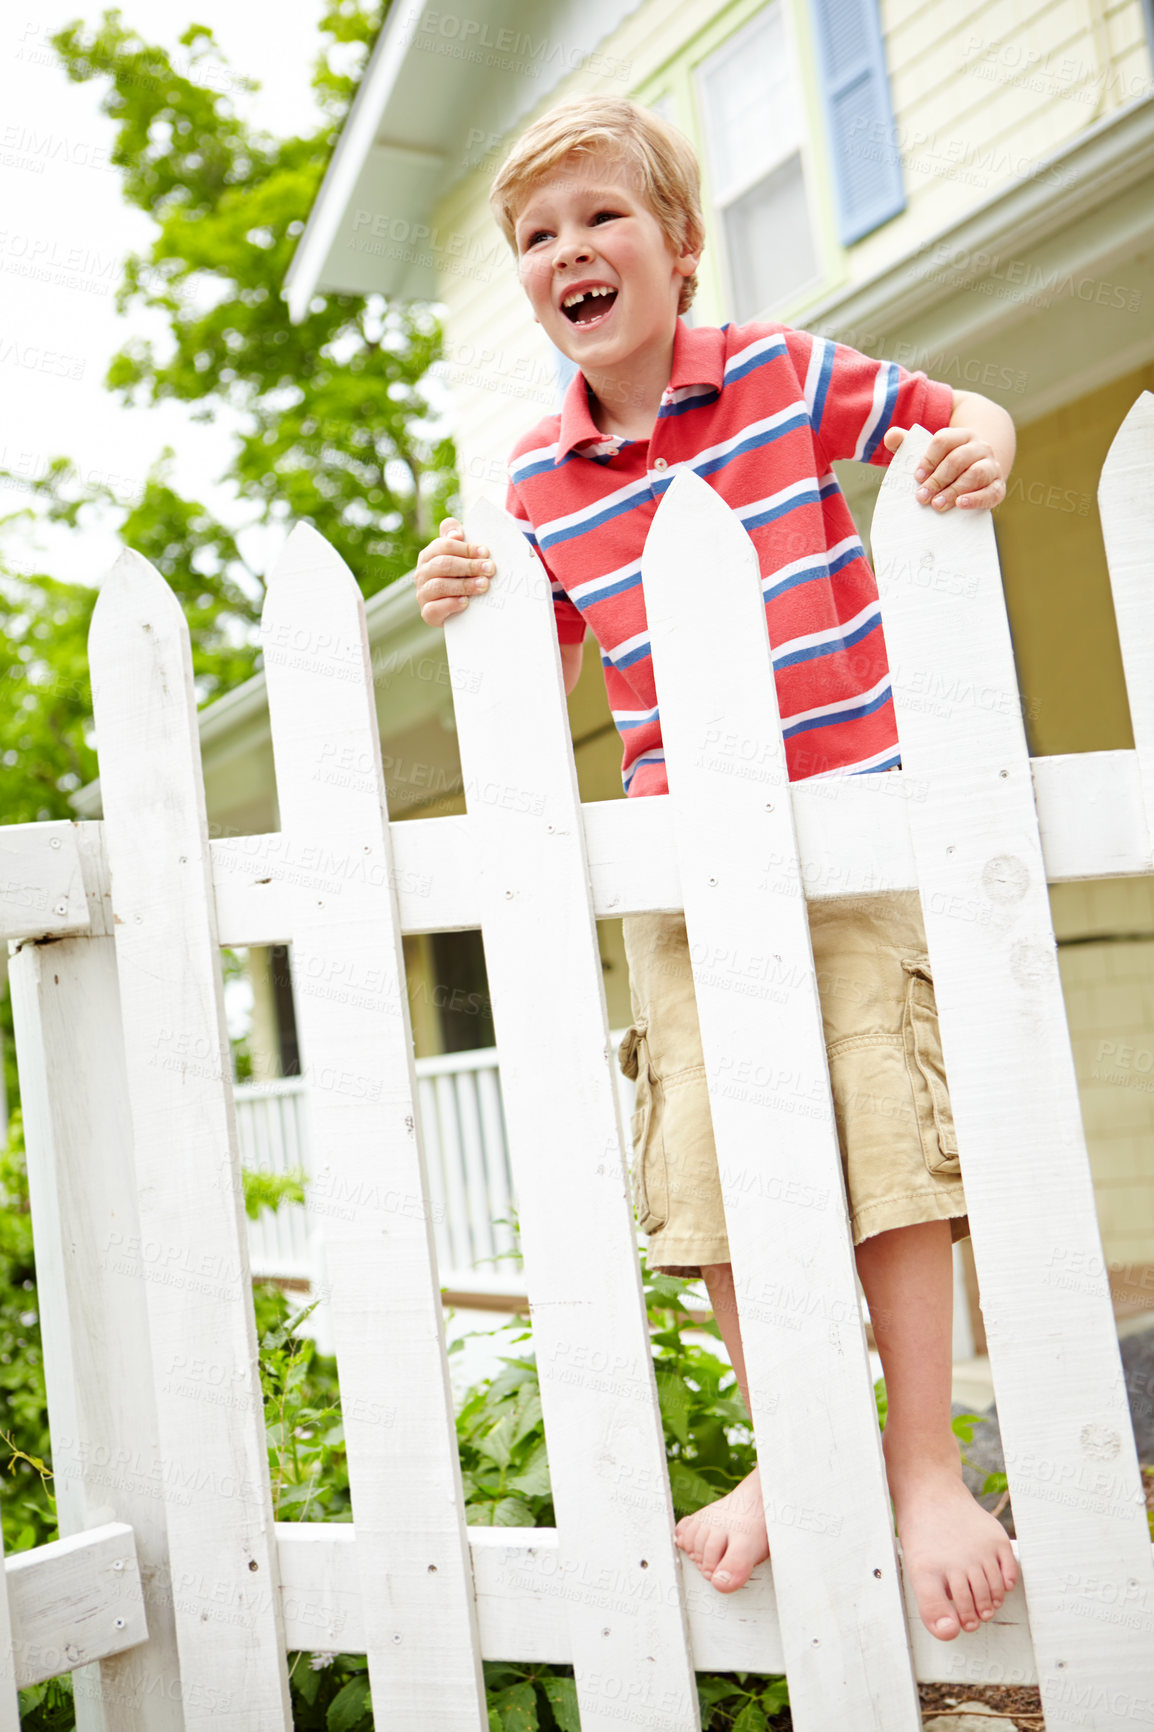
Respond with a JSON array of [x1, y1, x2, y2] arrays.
[[448, 496, 701, 1732], [84, 551, 292, 1728], [642, 469, 922, 1731], [260, 524, 488, 1727], [0, 392, 1153, 1729], [874, 424, 1154, 1727]]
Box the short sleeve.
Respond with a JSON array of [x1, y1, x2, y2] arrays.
[[504, 473, 587, 645], [783, 326, 955, 470]]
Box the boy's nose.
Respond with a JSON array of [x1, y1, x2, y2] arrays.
[[554, 236, 594, 270]]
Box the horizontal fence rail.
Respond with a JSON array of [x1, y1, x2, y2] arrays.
[[0, 392, 1151, 1731]]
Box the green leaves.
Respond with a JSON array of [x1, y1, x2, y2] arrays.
[[457, 1345, 556, 1529], [2, 3, 457, 842], [242, 1166, 307, 1220], [491, 1680, 539, 1730], [732, 1703, 769, 1732], [540, 1676, 580, 1731], [325, 1672, 371, 1731]]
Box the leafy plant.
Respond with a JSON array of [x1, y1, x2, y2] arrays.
[[256, 1257, 788, 1730], [3, 1094, 790, 1729]]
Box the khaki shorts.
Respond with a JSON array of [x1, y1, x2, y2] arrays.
[[618, 891, 969, 1277]]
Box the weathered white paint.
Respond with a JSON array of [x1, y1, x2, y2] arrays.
[[8, 823, 184, 1730], [260, 523, 487, 1727], [87, 550, 292, 1730], [445, 496, 700, 1732], [0, 820, 89, 942], [0, 1522, 17, 1730], [6, 1524, 146, 1690], [6, 746, 1152, 954], [274, 1523, 1039, 1682], [642, 469, 920, 1732], [873, 424, 1154, 1732]]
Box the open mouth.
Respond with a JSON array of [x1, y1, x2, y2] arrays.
[[561, 286, 618, 325]]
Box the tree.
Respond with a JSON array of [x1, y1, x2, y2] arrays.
[[0, 0, 457, 833]]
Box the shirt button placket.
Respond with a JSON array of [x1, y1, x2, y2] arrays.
[[651, 454, 668, 497]]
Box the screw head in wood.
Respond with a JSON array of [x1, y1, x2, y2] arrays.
[[49, 837, 61, 849], [54, 902, 67, 916]]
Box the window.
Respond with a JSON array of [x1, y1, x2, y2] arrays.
[[696, 4, 820, 321]]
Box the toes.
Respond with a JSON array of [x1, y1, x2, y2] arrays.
[[701, 1529, 728, 1578], [998, 1541, 1019, 1594], [947, 1568, 980, 1632], [714, 1533, 760, 1592], [675, 1521, 701, 1568], [920, 1585, 961, 1641], [968, 1565, 994, 1622]]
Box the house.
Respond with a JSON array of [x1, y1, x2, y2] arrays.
[[77, 0, 1154, 1338]]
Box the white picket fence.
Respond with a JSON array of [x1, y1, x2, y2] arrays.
[[1, 399, 1153, 1730]]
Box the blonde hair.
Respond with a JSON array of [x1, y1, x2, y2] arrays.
[[489, 96, 706, 315]]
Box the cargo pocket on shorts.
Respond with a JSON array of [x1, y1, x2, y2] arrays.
[[617, 1018, 668, 1233], [901, 957, 961, 1176]]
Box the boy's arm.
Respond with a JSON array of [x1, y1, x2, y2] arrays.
[[560, 639, 584, 696], [882, 389, 1015, 513]]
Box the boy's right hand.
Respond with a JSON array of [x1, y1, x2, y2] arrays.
[[415, 518, 495, 627]]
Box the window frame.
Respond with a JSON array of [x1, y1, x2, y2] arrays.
[[632, 0, 847, 327]]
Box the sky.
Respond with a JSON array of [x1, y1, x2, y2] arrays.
[[0, 0, 331, 588]]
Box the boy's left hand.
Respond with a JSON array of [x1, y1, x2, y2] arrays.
[[882, 425, 1006, 513]]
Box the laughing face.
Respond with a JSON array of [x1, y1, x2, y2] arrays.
[[513, 150, 698, 401]]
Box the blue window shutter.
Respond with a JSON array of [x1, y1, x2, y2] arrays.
[[810, 0, 906, 245]]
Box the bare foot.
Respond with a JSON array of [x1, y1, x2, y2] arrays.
[[674, 1467, 769, 1592], [889, 1455, 1018, 1641]]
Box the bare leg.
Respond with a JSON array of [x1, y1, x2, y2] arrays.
[[855, 1220, 1018, 1639], [673, 1230, 1017, 1638], [671, 1262, 769, 1591]]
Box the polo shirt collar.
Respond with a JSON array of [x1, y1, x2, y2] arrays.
[[555, 319, 728, 461]]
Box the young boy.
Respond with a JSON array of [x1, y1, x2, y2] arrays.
[[415, 95, 1019, 1644]]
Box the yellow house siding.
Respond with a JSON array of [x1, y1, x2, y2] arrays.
[[844, 0, 1152, 286], [996, 360, 1153, 758], [433, 0, 1153, 499], [1052, 879, 1154, 1267]]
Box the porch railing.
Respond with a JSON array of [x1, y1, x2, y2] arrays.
[[236, 1030, 638, 1298]]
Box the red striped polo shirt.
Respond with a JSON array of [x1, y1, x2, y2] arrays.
[[504, 317, 954, 797]]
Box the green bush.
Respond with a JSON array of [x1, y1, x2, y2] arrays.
[[2, 1120, 788, 1728]]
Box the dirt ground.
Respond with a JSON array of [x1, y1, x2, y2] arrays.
[[918, 1681, 1045, 1724]]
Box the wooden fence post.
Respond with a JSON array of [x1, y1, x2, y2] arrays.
[[872, 424, 1154, 1732], [88, 551, 292, 1729], [260, 523, 488, 1728], [641, 468, 921, 1732], [448, 497, 701, 1732], [9, 827, 184, 1729]]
